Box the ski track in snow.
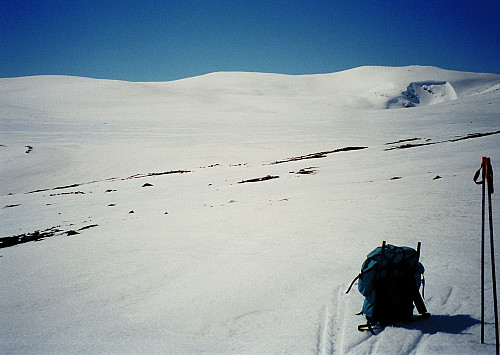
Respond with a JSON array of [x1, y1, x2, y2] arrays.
[[318, 287, 363, 355], [441, 286, 454, 306], [317, 288, 336, 355], [332, 288, 352, 355]]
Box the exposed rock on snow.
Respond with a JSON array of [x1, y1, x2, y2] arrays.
[[384, 129, 500, 150], [291, 167, 318, 175], [0, 225, 97, 248], [269, 146, 368, 165], [78, 224, 98, 231], [238, 175, 279, 183], [387, 81, 458, 108], [2, 204, 21, 209]]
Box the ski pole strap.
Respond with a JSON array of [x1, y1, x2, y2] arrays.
[[474, 157, 494, 194]]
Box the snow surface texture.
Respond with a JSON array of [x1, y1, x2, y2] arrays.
[[0, 65, 499, 354]]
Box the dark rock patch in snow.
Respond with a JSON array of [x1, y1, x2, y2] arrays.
[[0, 227, 62, 249], [1, 223, 100, 249], [3, 204, 21, 209], [229, 163, 247, 167], [26, 169, 191, 194], [448, 130, 500, 142], [28, 183, 82, 194], [50, 191, 85, 196], [291, 167, 318, 175], [238, 175, 279, 184], [78, 224, 98, 231], [384, 130, 500, 151], [124, 170, 191, 180], [269, 146, 367, 165], [385, 138, 422, 145]]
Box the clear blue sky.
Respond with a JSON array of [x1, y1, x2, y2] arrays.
[[1, 0, 499, 81]]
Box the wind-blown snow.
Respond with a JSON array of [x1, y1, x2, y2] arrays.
[[0, 65, 499, 354]]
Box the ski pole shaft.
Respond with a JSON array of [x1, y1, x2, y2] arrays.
[[485, 158, 499, 355], [482, 157, 487, 344], [489, 190, 499, 355], [475, 157, 488, 344]]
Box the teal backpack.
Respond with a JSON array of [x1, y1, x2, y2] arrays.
[[346, 241, 430, 333]]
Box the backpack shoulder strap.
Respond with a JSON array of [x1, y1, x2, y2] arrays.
[[413, 286, 428, 315]]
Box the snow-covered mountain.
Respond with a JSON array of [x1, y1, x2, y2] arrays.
[[1, 66, 499, 354], [2, 66, 498, 116]]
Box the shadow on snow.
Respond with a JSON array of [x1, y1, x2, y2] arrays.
[[402, 314, 480, 335]]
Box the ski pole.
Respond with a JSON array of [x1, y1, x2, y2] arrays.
[[484, 158, 498, 355], [482, 158, 486, 345], [474, 157, 498, 353], [475, 158, 487, 343]]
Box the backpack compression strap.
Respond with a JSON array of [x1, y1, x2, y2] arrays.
[[345, 273, 361, 294], [346, 242, 387, 294]]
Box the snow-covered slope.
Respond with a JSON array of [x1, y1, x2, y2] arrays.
[[1, 66, 498, 118], [0, 66, 499, 354]]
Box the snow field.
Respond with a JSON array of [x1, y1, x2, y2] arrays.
[[1, 65, 500, 353]]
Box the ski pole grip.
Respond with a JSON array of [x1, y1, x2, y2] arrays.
[[474, 157, 493, 190], [482, 157, 494, 194]]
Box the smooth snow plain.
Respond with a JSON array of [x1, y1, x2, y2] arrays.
[[1, 65, 500, 354]]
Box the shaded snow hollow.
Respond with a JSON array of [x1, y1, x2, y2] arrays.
[[387, 81, 458, 108], [0, 65, 500, 354]]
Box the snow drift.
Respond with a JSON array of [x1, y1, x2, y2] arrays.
[[0, 65, 499, 354]]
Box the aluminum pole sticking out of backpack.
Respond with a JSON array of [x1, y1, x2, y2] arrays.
[[346, 241, 430, 334]]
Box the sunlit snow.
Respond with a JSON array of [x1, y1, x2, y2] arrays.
[[1, 65, 499, 354]]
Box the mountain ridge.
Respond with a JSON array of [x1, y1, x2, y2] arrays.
[[1, 66, 499, 113]]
